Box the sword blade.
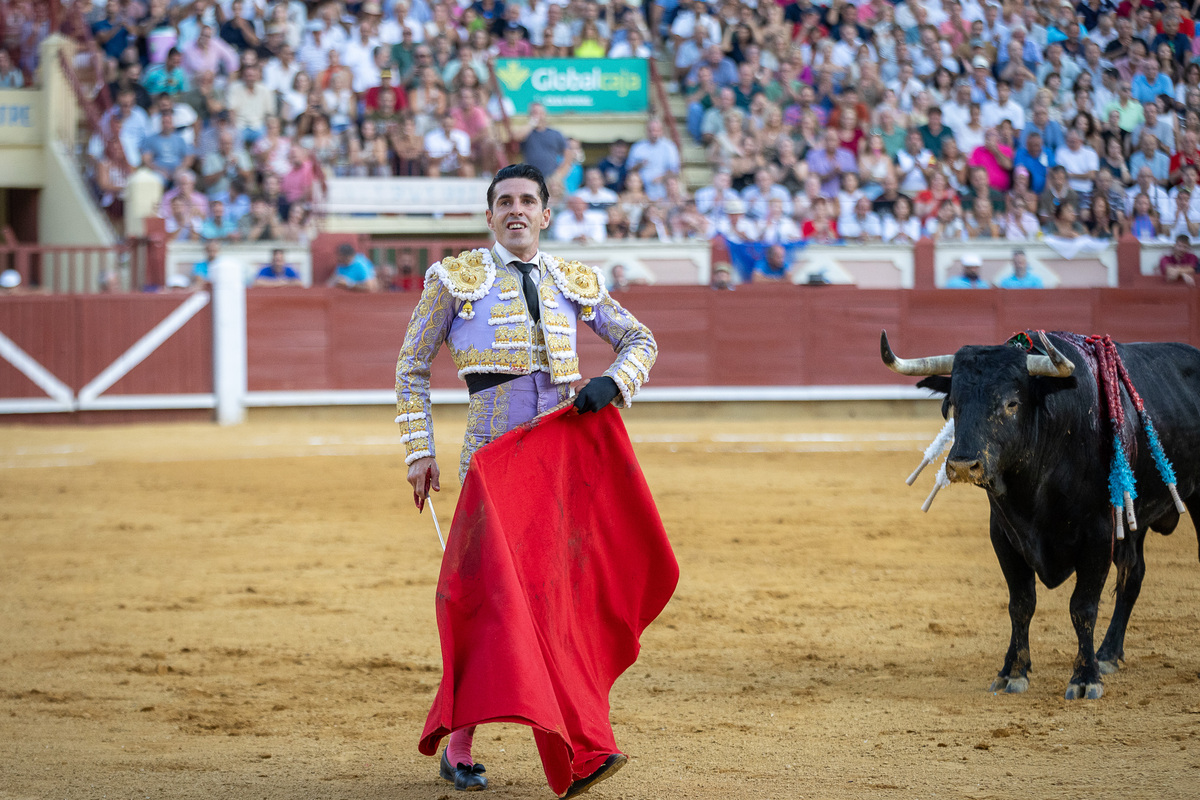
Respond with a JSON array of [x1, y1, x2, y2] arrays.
[[428, 497, 445, 551]]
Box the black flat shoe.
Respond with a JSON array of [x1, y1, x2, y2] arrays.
[[440, 749, 487, 792], [561, 753, 627, 799]]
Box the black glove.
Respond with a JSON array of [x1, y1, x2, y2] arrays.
[[573, 376, 619, 414]]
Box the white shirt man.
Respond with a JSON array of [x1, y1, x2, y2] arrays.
[[1125, 166, 1172, 218], [1054, 131, 1100, 195], [424, 117, 472, 175], [981, 83, 1026, 131], [551, 196, 608, 243]]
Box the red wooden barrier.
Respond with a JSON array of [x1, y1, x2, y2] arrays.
[[2, 286, 1198, 424]]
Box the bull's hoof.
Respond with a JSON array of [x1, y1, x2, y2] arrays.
[[1098, 659, 1120, 675], [989, 675, 1029, 694], [1064, 681, 1104, 700]]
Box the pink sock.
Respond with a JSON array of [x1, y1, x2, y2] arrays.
[[446, 726, 476, 767]]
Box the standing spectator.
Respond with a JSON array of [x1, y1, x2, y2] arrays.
[[1159, 234, 1199, 285], [423, 112, 475, 177], [518, 102, 567, 180], [141, 110, 193, 183], [182, 25, 240, 81], [328, 243, 380, 292], [998, 250, 1045, 288], [627, 118, 682, 201], [596, 140, 630, 193], [227, 65, 275, 144]]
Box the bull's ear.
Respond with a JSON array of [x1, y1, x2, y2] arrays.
[[916, 376, 951, 395]]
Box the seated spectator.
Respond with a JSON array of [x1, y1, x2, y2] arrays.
[[1125, 190, 1162, 241], [969, 128, 1015, 194], [758, 197, 801, 243], [213, 177, 251, 224], [422, 113, 473, 177], [254, 249, 303, 287], [881, 195, 922, 244], [713, 198, 759, 242], [966, 197, 1004, 238], [238, 196, 285, 242], [164, 195, 202, 241], [575, 168, 619, 210], [695, 170, 739, 219], [944, 254, 990, 288], [741, 168, 792, 220], [924, 199, 968, 242], [1128, 132, 1170, 186], [914, 172, 960, 223], [283, 203, 318, 246], [199, 129, 254, 198], [1170, 129, 1200, 185], [670, 201, 715, 240], [1037, 166, 1080, 225], [0, 49, 25, 88], [1049, 201, 1089, 239], [158, 170, 209, 220], [606, 206, 634, 240], [1125, 166, 1172, 217], [800, 197, 839, 243], [807, 129, 858, 197], [839, 196, 883, 243], [1004, 195, 1043, 241], [895, 129, 934, 194], [552, 195, 608, 244], [142, 47, 190, 96], [328, 243, 379, 292], [1164, 190, 1200, 240], [997, 250, 1045, 288], [835, 172, 866, 220], [200, 200, 240, 241], [1014, 132, 1054, 194], [1160, 234, 1199, 286], [281, 147, 320, 206]]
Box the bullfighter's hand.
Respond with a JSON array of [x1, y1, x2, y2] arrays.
[[407, 456, 440, 511], [573, 376, 619, 413]]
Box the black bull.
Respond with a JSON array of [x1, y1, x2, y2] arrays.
[[881, 330, 1200, 700]]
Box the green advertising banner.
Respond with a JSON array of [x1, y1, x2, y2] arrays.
[[492, 58, 648, 115]]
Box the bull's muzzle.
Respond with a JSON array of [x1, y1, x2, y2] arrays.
[[946, 458, 987, 485]]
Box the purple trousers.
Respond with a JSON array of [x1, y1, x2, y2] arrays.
[[459, 371, 571, 482]]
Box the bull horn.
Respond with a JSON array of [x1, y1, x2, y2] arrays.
[[1026, 331, 1074, 377], [880, 330, 955, 376]]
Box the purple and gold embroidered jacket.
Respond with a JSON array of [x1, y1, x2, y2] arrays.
[[394, 248, 657, 467]]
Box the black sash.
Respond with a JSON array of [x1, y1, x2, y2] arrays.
[[465, 372, 523, 395]]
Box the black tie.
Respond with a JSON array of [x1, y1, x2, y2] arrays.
[[513, 261, 541, 324]]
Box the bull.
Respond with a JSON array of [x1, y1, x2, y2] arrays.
[[881, 329, 1200, 699]]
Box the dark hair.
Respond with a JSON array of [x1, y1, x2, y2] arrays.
[[487, 163, 550, 210]]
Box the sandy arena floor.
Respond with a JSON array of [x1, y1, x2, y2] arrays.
[[1, 404, 1198, 800]]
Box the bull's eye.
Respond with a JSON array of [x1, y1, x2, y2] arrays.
[[1005, 400, 1019, 415]]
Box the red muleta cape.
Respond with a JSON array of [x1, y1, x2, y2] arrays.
[[418, 404, 679, 796]]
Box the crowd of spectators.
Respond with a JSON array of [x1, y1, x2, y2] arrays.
[[662, 0, 1200, 271], [10, 0, 1200, 287]]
